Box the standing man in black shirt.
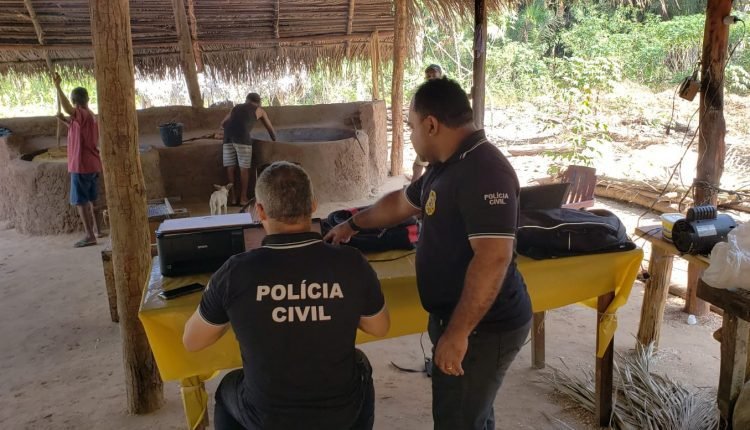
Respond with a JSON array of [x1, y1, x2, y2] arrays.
[[325, 78, 532, 430], [221, 92, 278, 206], [184, 161, 389, 430], [411, 64, 444, 184]]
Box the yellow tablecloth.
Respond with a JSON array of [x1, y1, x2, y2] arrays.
[[139, 248, 642, 429]]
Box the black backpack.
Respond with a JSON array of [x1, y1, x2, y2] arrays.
[[517, 208, 636, 260], [322, 207, 419, 253]]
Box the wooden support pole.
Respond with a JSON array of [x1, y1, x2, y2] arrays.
[[685, 263, 710, 316], [531, 312, 545, 369], [472, 0, 488, 129], [171, 0, 203, 108], [390, 0, 407, 177], [717, 315, 749, 422], [89, 0, 164, 414], [696, 0, 731, 208], [692, 0, 731, 326], [345, 0, 356, 57], [636, 246, 674, 349], [370, 31, 380, 100], [596, 292, 616, 428]]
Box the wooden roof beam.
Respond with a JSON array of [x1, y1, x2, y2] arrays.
[[0, 31, 395, 52], [370, 30, 380, 100], [22, 0, 53, 71], [171, 0, 203, 108], [186, 0, 204, 72], [273, 0, 281, 56], [199, 31, 390, 46], [274, 0, 280, 39], [345, 0, 356, 57]]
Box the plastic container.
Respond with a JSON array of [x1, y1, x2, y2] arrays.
[[159, 122, 183, 147], [661, 213, 684, 242]]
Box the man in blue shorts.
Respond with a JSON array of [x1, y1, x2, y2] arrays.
[[53, 73, 103, 248]]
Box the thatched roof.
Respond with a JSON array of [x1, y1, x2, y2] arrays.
[[420, 0, 508, 22], [0, 0, 402, 80]]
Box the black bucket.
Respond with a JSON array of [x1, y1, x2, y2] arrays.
[[159, 122, 183, 147]]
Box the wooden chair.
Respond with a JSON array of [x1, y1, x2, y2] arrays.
[[560, 165, 597, 209]]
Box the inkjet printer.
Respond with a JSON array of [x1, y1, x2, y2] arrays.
[[156, 213, 254, 276]]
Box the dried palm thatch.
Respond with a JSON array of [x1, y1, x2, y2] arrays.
[[419, 0, 517, 26], [0, 0, 412, 82], [547, 343, 720, 430], [200, 39, 394, 83]]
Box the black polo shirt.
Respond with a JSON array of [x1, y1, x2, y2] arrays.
[[199, 232, 384, 429], [405, 129, 532, 331]]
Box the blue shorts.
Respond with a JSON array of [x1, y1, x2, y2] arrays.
[[70, 173, 99, 205]]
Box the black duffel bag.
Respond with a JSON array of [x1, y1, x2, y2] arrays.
[[517, 208, 636, 260], [322, 207, 419, 253]]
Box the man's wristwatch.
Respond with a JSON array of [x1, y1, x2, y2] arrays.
[[347, 217, 363, 232]]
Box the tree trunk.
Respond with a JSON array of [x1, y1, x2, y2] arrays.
[[696, 0, 731, 207], [89, 0, 164, 414], [472, 0, 487, 129], [389, 0, 407, 176]]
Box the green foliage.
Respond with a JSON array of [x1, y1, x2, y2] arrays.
[[561, 6, 706, 86], [485, 42, 553, 103], [0, 71, 98, 117], [545, 56, 618, 174], [726, 64, 750, 93]]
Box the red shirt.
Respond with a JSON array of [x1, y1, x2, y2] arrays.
[[67, 107, 102, 174]]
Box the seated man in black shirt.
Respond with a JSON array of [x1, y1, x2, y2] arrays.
[[184, 161, 390, 430]]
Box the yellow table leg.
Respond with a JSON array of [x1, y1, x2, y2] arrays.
[[180, 376, 210, 430]]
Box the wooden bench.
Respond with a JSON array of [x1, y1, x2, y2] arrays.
[[634, 225, 710, 348], [697, 280, 750, 426], [101, 200, 189, 323]]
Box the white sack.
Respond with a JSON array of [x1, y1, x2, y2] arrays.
[[702, 222, 750, 290]]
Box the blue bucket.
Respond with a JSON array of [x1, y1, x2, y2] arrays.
[[159, 122, 183, 147]]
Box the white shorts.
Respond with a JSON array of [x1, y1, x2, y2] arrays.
[[223, 143, 253, 169]]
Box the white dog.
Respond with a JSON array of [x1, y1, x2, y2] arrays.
[[209, 183, 233, 215]]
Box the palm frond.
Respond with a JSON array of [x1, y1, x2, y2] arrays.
[[547, 343, 720, 430]]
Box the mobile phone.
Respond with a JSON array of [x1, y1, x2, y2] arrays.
[[158, 283, 205, 300]]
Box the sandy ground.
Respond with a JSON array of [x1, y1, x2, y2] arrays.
[[0, 176, 727, 430], [3, 82, 746, 428]]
